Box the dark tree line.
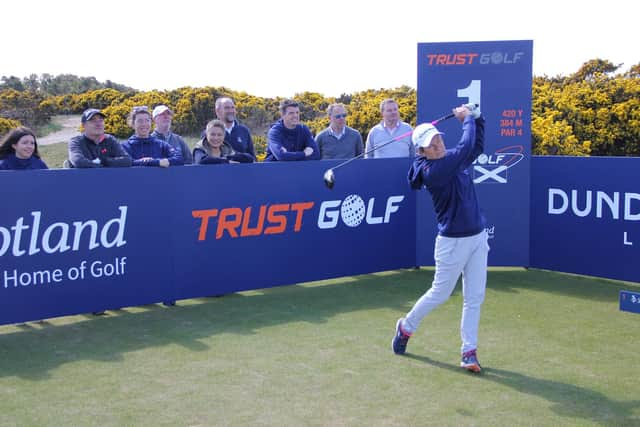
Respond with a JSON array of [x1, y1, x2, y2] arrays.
[[0, 74, 133, 96]]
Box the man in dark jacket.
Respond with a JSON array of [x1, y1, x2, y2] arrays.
[[121, 106, 183, 167], [264, 99, 320, 161], [214, 97, 256, 161], [67, 109, 132, 168]]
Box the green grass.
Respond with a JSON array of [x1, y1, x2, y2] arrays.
[[0, 268, 638, 426], [38, 141, 68, 169]]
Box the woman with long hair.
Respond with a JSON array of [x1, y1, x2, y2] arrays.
[[0, 126, 48, 170]]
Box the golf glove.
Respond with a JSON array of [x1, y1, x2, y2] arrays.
[[465, 103, 481, 119]]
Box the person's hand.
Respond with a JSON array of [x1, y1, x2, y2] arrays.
[[91, 157, 102, 165], [453, 105, 471, 122], [465, 103, 481, 119], [304, 146, 314, 157], [159, 158, 170, 168]]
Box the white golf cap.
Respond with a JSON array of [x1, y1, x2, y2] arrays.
[[152, 105, 172, 119], [412, 123, 444, 148]]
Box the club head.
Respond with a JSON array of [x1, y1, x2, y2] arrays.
[[323, 169, 335, 189]]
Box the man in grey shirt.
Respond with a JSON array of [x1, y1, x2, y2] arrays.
[[364, 98, 413, 158], [151, 105, 193, 164], [315, 103, 363, 159]]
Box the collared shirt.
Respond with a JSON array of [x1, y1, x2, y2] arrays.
[[383, 121, 400, 133], [328, 126, 346, 140], [315, 125, 364, 160], [364, 121, 413, 158]]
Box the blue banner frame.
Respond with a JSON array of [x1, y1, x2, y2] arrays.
[[416, 40, 532, 266]]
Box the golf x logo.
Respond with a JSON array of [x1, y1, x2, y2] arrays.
[[472, 145, 525, 184]]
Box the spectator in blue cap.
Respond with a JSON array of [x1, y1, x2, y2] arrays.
[[66, 108, 132, 168]]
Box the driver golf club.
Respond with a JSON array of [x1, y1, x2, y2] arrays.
[[323, 104, 478, 189]]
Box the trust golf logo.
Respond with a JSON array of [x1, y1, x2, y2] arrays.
[[426, 51, 525, 66], [192, 194, 405, 240], [473, 145, 525, 184], [317, 194, 404, 229]]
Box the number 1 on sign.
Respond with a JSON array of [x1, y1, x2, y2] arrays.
[[458, 80, 481, 107]]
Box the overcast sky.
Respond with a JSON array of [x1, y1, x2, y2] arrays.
[[3, 0, 635, 98]]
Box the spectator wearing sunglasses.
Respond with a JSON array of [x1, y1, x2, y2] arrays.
[[315, 103, 363, 160], [121, 106, 183, 167]]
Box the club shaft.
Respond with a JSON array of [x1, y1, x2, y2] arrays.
[[432, 112, 454, 124], [432, 103, 477, 124], [327, 105, 474, 173], [330, 130, 413, 172]]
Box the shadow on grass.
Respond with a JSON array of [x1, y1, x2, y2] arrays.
[[485, 268, 639, 304], [0, 268, 636, 381], [405, 353, 640, 425], [0, 269, 427, 380]]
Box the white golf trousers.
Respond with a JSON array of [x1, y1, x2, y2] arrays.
[[404, 230, 489, 354]]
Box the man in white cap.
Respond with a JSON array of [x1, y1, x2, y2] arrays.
[[392, 104, 488, 374], [151, 105, 192, 164]]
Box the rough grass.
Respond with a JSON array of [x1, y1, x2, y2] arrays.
[[0, 268, 638, 426], [38, 141, 68, 169]]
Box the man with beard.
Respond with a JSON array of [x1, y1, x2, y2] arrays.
[[214, 97, 256, 161]]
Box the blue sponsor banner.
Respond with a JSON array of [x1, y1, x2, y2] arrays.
[[530, 156, 640, 283], [620, 291, 640, 314], [0, 168, 175, 323], [0, 160, 415, 325], [416, 40, 532, 266], [171, 159, 416, 299], [3, 153, 638, 325]]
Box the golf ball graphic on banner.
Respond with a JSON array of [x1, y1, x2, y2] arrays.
[[317, 194, 404, 229], [340, 195, 366, 227]]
